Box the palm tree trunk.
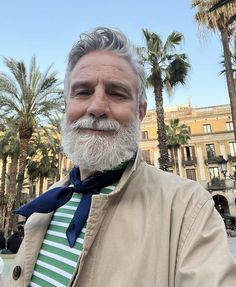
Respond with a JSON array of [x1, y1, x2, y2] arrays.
[[15, 139, 29, 209], [57, 153, 63, 181], [39, 176, 44, 195], [153, 75, 169, 171], [4, 153, 18, 237], [173, 147, 179, 175], [0, 155, 7, 227], [177, 148, 183, 177], [220, 26, 236, 140]]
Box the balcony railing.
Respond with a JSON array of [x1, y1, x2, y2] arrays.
[[166, 158, 177, 167], [204, 156, 218, 165], [182, 157, 197, 167], [207, 177, 226, 191], [228, 154, 236, 162]]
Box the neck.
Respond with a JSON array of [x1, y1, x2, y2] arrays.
[[80, 168, 96, 180]]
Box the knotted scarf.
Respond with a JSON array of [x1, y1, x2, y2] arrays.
[[13, 166, 125, 247]]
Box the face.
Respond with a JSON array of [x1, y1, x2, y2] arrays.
[[65, 51, 146, 129], [61, 51, 147, 172]]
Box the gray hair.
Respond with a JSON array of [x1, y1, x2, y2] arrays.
[[64, 27, 146, 104]]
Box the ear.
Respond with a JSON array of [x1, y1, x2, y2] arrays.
[[139, 102, 147, 121]]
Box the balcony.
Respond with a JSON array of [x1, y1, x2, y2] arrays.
[[228, 154, 236, 163], [166, 158, 177, 167], [207, 177, 226, 191], [182, 157, 197, 167], [204, 156, 218, 165]]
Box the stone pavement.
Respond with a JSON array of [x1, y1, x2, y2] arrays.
[[228, 237, 236, 259]]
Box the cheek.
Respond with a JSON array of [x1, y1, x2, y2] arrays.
[[65, 101, 85, 122], [112, 104, 138, 125]]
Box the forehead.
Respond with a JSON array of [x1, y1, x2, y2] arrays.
[[68, 51, 139, 90]]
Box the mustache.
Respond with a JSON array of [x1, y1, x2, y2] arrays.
[[69, 116, 121, 132]]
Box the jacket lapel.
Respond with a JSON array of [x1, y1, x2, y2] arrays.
[[24, 212, 53, 285], [24, 175, 71, 285]]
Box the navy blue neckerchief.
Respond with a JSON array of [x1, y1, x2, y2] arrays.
[[13, 166, 125, 247]]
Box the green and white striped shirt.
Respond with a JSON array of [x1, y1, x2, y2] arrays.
[[29, 184, 116, 287]]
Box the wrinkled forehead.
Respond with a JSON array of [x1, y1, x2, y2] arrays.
[[64, 51, 140, 99]]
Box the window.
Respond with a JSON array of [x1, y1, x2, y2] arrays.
[[206, 144, 216, 159], [209, 167, 220, 179], [229, 142, 236, 156], [186, 168, 196, 181], [183, 146, 195, 161], [142, 150, 151, 164], [226, 121, 234, 131], [141, 131, 149, 140], [203, 124, 212, 133]]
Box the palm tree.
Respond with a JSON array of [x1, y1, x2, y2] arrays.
[[0, 134, 9, 222], [0, 118, 19, 228], [139, 29, 190, 170], [44, 114, 64, 181], [27, 130, 59, 196], [0, 56, 63, 209], [166, 118, 191, 175], [209, 0, 236, 24], [4, 140, 20, 236], [192, 1, 236, 140]]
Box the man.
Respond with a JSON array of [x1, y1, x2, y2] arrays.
[[4, 27, 236, 287]]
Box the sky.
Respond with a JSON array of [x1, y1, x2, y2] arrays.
[[0, 0, 232, 110]]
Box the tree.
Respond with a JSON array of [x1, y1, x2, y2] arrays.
[[139, 29, 190, 170], [192, 1, 236, 140], [209, 0, 236, 24], [27, 130, 59, 196], [0, 118, 19, 228], [0, 56, 63, 209], [166, 118, 190, 175], [44, 113, 65, 181]]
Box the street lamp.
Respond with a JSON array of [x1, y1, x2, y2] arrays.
[[218, 155, 228, 178]]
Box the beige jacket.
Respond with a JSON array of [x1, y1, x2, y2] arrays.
[[4, 153, 236, 287]]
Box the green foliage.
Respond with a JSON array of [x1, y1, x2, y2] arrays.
[[27, 129, 60, 182], [140, 29, 190, 95], [0, 56, 64, 136], [166, 118, 191, 149]]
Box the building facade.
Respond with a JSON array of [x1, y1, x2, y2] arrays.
[[140, 104, 236, 217]]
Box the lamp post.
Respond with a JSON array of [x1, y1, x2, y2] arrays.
[[218, 155, 228, 178]]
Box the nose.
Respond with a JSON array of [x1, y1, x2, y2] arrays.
[[87, 89, 109, 118]]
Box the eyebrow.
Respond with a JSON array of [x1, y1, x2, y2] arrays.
[[105, 81, 132, 95], [70, 81, 92, 91]]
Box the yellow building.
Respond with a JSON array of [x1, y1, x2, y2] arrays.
[[140, 103, 236, 187]]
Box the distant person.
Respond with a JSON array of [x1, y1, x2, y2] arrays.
[[0, 231, 5, 251], [17, 225, 24, 239], [6, 231, 22, 254]]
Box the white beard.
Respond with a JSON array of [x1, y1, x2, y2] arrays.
[[60, 115, 140, 172]]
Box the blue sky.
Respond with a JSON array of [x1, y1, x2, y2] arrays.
[[0, 0, 231, 109]]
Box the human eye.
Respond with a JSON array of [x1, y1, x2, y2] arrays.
[[106, 83, 132, 100], [107, 88, 130, 100], [111, 91, 127, 98], [71, 89, 92, 98]]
